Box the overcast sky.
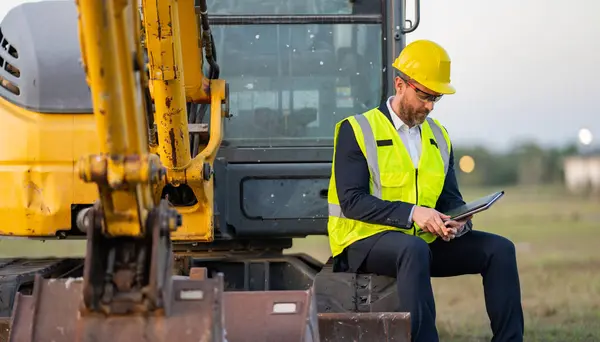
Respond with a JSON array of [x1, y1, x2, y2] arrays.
[[404, 0, 599, 151], [2, 0, 598, 151]]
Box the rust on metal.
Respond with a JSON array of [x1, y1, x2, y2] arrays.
[[189, 267, 207, 280], [317, 312, 411, 342], [222, 288, 320, 342], [169, 128, 178, 166], [8, 273, 226, 342], [0, 318, 9, 342]]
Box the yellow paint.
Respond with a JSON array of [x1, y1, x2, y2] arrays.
[[169, 79, 227, 241], [0, 97, 98, 236], [142, 0, 192, 170], [177, 0, 211, 103]]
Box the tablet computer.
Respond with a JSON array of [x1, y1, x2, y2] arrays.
[[443, 191, 505, 221]]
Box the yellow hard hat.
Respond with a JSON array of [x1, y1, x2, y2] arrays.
[[392, 39, 456, 95]]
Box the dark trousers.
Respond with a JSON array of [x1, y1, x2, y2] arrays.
[[346, 230, 524, 342]]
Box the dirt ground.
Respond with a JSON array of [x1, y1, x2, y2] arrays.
[[0, 185, 598, 341]]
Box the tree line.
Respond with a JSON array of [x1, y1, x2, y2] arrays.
[[452, 142, 580, 187]]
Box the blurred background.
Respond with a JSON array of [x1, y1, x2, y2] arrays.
[[1, 0, 599, 341]]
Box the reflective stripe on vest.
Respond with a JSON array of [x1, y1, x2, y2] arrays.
[[427, 117, 450, 175], [355, 114, 382, 197]]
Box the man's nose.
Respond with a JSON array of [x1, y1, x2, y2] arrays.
[[424, 101, 434, 111]]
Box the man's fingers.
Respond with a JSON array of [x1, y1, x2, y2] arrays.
[[423, 219, 437, 235], [429, 223, 441, 237], [414, 208, 460, 237], [418, 219, 432, 233], [444, 220, 460, 229], [447, 227, 457, 237], [442, 228, 456, 241], [433, 215, 448, 237]]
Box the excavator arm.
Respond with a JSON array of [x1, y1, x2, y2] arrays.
[[74, 0, 227, 314], [7, 0, 232, 339]]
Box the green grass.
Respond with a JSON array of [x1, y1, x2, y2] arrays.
[[1, 184, 599, 341], [288, 185, 600, 341]]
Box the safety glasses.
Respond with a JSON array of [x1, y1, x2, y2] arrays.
[[401, 77, 443, 103]]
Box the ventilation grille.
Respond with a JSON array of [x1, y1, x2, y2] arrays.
[[0, 28, 20, 96]]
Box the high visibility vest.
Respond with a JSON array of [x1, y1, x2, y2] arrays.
[[327, 107, 452, 257]]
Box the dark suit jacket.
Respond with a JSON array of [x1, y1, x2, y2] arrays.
[[332, 101, 473, 272]]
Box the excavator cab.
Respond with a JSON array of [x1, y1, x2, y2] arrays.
[[0, 0, 421, 340], [204, 0, 419, 241]]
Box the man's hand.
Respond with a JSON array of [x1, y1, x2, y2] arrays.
[[412, 206, 451, 239], [441, 215, 473, 241]]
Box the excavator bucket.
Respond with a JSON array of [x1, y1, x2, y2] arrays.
[[5, 268, 323, 342], [6, 273, 227, 342]]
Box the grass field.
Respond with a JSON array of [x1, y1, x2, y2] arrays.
[[1, 185, 599, 341], [287, 185, 600, 341]]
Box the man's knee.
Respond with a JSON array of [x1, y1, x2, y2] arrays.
[[488, 234, 517, 264], [396, 236, 431, 268]]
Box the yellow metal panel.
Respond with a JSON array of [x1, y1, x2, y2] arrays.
[[177, 0, 210, 103], [0, 97, 98, 237]]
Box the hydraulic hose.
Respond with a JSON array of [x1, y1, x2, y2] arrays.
[[197, 0, 219, 79]]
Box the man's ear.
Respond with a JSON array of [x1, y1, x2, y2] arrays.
[[395, 76, 405, 95]]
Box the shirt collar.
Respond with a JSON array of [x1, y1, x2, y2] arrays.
[[386, 96, 420, 132]]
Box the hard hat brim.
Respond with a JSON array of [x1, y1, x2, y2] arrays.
[[421, 80, 456, 95]]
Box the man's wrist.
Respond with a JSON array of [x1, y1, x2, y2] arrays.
[[408, 205, 416, 226], [454, 220, 473, 238]]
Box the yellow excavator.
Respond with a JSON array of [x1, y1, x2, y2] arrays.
[[0, 0, 420, 340]]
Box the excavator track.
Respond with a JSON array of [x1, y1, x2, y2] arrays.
[[0, 258, 83, 342], [0, 258, 83, 315]]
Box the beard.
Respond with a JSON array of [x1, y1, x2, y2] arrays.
[[398, 98, 430, 126]]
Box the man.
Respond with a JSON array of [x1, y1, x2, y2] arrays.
[[326, 39, 524, 342]]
